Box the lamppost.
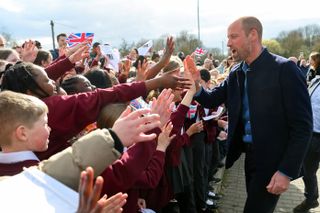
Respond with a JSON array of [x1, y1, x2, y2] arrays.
[[50, 20, 55, 50], [197, 0, 200, 42]]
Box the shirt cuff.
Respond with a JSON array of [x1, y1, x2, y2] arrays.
[[108, 129, 124, 154], [194, 86, 203, 97], [278, 170, 292, 180]]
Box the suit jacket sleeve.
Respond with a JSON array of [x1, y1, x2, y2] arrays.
[[194, 78, 228, 109], [278, 61, 313, 178]]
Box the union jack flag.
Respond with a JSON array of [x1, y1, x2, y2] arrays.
[[66, 33, 94, 47], [194, 47, 207, 56]]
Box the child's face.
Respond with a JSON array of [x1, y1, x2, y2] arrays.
[[26, 113, 51, 152], [76, 76, 95, 93]]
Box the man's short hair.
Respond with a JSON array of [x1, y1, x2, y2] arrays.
[[56, 33, 67, 42], [239, 16, 263, 40], [0, 91, 48, 146]]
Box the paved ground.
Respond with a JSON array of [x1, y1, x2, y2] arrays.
[[216, 154, 320, 213]]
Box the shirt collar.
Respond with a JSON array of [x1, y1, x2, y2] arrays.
[[242, 62, 250, 73], [0, 151, 39, 163], [241, 47, 266, 73]]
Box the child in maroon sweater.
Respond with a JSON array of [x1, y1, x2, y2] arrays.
[[141, 60, 202, 212], [0, 90, 162, 179], [0, 91, 140, 212], [1, 62, 189, 160], [95, 89, 176, 213]]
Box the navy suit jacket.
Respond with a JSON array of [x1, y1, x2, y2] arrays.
[[195, 48, 313, 180]]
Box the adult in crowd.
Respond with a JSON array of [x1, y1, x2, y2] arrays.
[[294, 70, 320, 213], [50, 33, 68, 60], [299, 58, 309, 78], [307, 52, 320, 82], [192, 16, 313, 212]]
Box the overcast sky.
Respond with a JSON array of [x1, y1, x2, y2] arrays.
[[1, 0, 319, 51]]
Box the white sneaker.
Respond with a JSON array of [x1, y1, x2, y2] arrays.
[[208, 191, 216, 197], [206, 199, 214, 206]]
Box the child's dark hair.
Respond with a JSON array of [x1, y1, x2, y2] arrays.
[[84, 68, 113, 89], [60, 75, 95, 94], [1, 62, 50, 98], [200, 68, 211, 83], [33, 50, 51, 67]]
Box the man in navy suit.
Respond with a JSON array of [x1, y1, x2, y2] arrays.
[[193, 16, 313, 212]]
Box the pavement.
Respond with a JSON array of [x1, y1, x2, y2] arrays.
[[213, 154, 320, 213]]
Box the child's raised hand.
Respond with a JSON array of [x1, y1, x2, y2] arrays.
[[157, 122, 176, 152], [21, 40, 38, 63], [122, 59, 131, 75], [69, 45, 90, 64], [158, 71, 191, 91], [161, 36, 175, 66], [65, 42, 87, 57], [150, 88, 174, 128], [112, 107, 161, 147], [77, 167, 127, 213], [184, 55, 200, 82], [183, 66, 196, 95], [136, 59, 148, 81]]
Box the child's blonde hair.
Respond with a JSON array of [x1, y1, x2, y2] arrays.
[[0, 91, 48, 146]]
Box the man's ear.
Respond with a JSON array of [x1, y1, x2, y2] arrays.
[[249, 28, 258, 42], [15, 125, 28, 142]]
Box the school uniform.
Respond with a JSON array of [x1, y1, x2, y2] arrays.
[[36, 82, 147, 160], [0, 129, 122, 191]]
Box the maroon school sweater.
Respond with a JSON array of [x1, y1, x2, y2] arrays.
[[45, 55, 74, 81], [36, 82, 147, 160], [0, 160, 39, 176], [123, 150, 166, 213], [141, 104, 191, 211], [184, 101, 218, 144], [99, 128, 161, 196]]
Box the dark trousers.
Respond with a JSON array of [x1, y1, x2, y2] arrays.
[[175, 146, 197, 213], [176, 185, 197, 213], [218, 138, 228, 161], [191, 132, 212, 210], [302, 133, 320, 202], [243, 144, 280, 213], [208, 140, 220, 182]]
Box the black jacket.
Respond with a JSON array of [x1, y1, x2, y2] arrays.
[[195, 48, 313, 180]]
